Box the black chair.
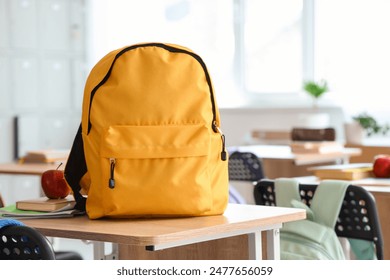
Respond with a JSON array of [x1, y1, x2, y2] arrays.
[[254, 179, 384, 260], [228, 151, 265, 181], [0, 223, 83, 260], [0, 191, 83, 260], [0, 224, 56, 260]]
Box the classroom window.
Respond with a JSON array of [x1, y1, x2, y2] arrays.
[[94, 0, 311, 106], [242, 0, 304, 95], [102, 0, 235, 104], [92, 0, 390, 116]]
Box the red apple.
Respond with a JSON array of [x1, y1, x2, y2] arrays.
[[373, 155, 390, 178], [41, 163, 71, 199]]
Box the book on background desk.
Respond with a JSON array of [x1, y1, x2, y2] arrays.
[[0, 204, 83, 219], [291, 127, 336, 141], [16, 196, 75, 212], [290, 141, 344, 154], [19, 149, 69, 164], [308, 163, 373, 180]]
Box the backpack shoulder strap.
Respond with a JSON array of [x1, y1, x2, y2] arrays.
[[64, 124, 87, 211], [274, 178, 314, 219], [274, 178, 348, 226], [309, 180, 349, 228], [274, 178, 301, 207]]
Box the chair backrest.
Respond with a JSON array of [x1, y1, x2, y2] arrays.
[[228, 151, 265, 181], [254, 179, 384, 260], [0, 225, 56, 260]]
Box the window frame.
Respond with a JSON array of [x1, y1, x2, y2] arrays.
[[232, 0, 315, 105]]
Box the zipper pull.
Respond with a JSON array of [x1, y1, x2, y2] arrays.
[[109, 158, 116, 189], [213, 122, 227, 161]]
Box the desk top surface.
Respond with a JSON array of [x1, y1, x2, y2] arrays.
[[295, 175, 390, 194], [22, 203, 305, 246], [230, 145, 361, 165], [0, 162, 64, 175]]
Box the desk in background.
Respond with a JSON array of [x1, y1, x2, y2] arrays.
[[23, 203, 305, 260], [0, 162, 65, 203], [346, 141, 390, 163], [0, 162, 64, 176], [0, 162, 63, 205], [231, 145, 361, 179]]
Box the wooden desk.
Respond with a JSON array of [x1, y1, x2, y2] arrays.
[[230, 145, 361, 179], [0, 162, 64, 176], [22, 203, 305, 260], [346, 142, 390, 163], [0, 161, 306, 260]]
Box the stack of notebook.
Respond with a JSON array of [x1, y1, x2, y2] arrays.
[[308, 163, 374, 180]]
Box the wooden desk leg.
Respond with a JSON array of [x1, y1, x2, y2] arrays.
[[266, 229, 280, 260], [248, 232, 262, 260]]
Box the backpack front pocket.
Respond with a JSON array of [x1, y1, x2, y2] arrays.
[[98, 124, 212, 217]]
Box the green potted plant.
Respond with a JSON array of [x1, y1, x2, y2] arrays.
[[303, 79, 329, 107], [300, 79, 330, 128], [352, 112, 390, 137]]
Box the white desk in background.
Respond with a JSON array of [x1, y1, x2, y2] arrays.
[[231, 145, 361, 165], [229, 145, 361, 179], [0, 162, 64, 176]]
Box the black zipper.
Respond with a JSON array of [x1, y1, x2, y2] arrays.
[[108, 158, 116, 189]]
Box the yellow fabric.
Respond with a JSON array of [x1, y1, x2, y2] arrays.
[[80, 43, 228, 219]]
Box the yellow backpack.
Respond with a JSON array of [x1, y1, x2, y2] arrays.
[[65, 43, 229, 219]]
